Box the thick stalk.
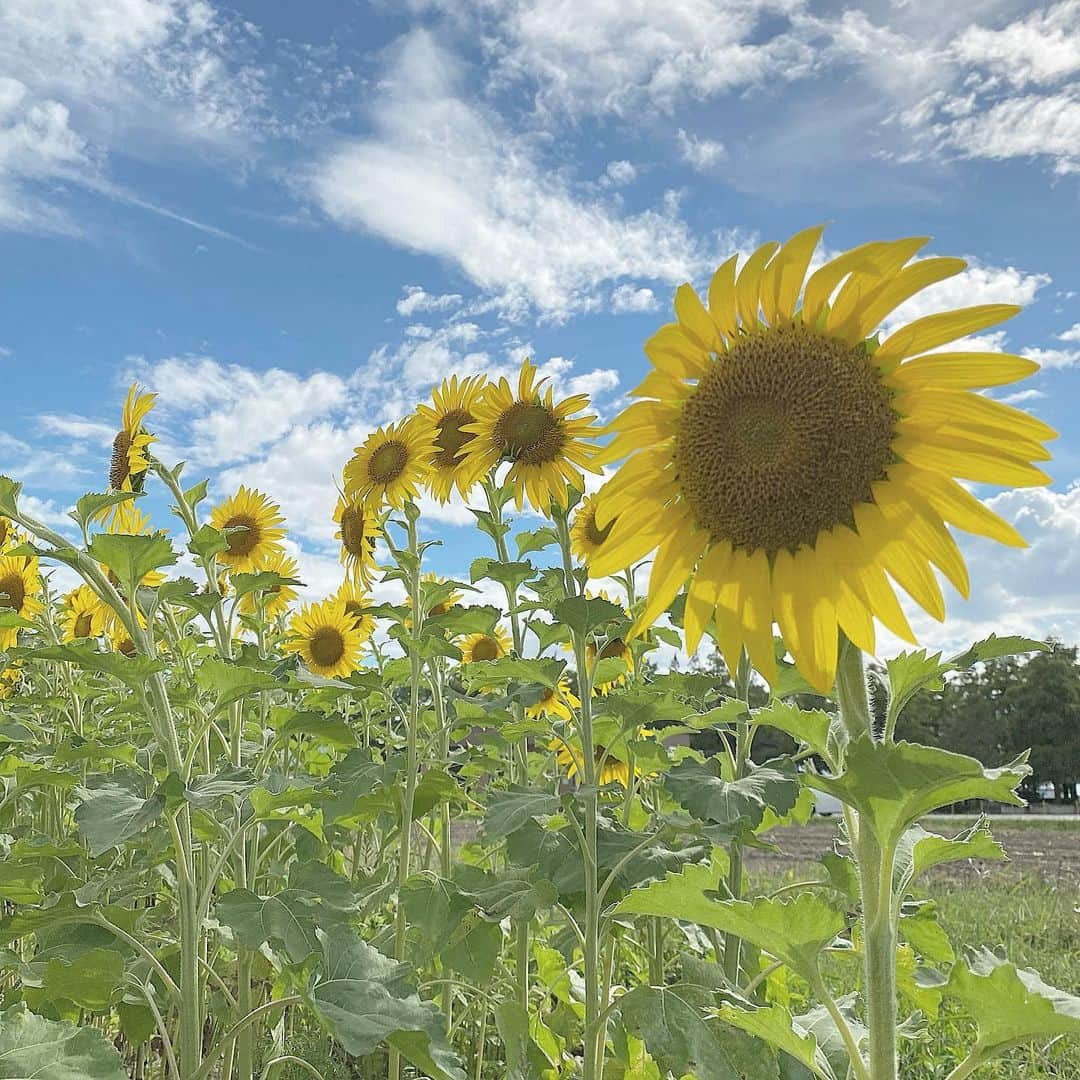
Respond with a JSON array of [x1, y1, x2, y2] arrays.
[[722, 651, 753, 985]]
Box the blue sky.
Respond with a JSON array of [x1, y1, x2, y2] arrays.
[[3, 0, 1080, 657]]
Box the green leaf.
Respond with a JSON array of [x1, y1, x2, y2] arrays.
[[752, 701, 838, 765], [156, 577, 221, 620], [0, 477, 21, 519], [893, 818, 1006, 897], [216, 889, 323, 963], [664, 758, 800, 835], [615, 864, 846, 982], [75, 780, 164, 856], [401, 874, 473, 955], [950, 634, 1049, 669], [187, 524, 229, 559], [470, 557, 536, 593], [442, 915, 500, 982], [483, 787, 560, 842], [717, 1003, 836, 1080], [515, 527, 558, 557], [272, 711, 357, 750], [0, 863, 46, 904], [493, 1002, 553, 1080], [460, 657, 566, 693], [42, 948, 125, 1011], [9, 643, 164, 689], [551, 595, 625, 637], [0, 1004, 126, 1080], [185, 766, 259, 809], [71, 493, 135, 531], [87, 532, 176, 592], [810, 735, 1029, 849], [453, 866, 557, 922], [946, 948, 1080, 1063], [308, 926, 466, 1080], [195, 658, 281, 708], [230, 570, 303, 600]]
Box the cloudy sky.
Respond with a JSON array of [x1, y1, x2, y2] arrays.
[[3, 0, 1080, 658]]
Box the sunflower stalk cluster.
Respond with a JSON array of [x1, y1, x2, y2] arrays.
[[0, 228, 1073, 1080]]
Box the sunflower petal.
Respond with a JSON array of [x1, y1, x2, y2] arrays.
[[684, 542, 732, 655], [876, 305, 1021, 364], [888, 352, 1040, 390], [904, 470, 1027, 547], [674, 284, 722, 353], [736, 242, 781, 327], [708, 255, 740, 340], [630, 531, 708, 640], [773, 224, 825, 322]]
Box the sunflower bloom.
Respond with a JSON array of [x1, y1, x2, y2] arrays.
[[0, 665, 20, 700], [343, 418, 434, 510], [333, 495, 381, 586], [593, 227, 1055, 692], [238, 548, 301, 619], [549, 736, 648, 788], [462, 360, 602, 512], [459, 625, 512, 664], [0, 553, 43, 650], [284, 599, 369, 679], [107, 384, 157, 497], [0, 518, 22, 553], [416, 375, 487, 502], [209, 487, 286, 574], [62, 585, 107, 642], [570, 494, 618, 567], [525, 677, 580, 722], [587, 634, 634, 694], [333, 578, 379, 641]]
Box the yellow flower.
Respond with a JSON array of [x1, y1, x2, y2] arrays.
[[594, 227, 1055, 692], [343, 418, 434, 510], [108, 384, 157, 496], [459, 625, 511, 664], [570, 494, 618, 567], [462, 359, 602, 512], [238, 548, 301, 619], [333, 578, 379, 641], [333, 495, 381, 586], [525, 677, 580, 722], [424, 573, 463, 618], [284, 598, 369, 679], [416, 375, 488, 502], [0, 518, 23, 553], [0, 664, 21, 699], [209, 487, 286, 573], [587, 634, 634, 693], [0, 553, 43, 650], [549, 738, 637, 788], [102, 609, 141, 658], [62, 585, 107, 642]]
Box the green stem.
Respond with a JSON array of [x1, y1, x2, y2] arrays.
[[723, 650, 753, 985]]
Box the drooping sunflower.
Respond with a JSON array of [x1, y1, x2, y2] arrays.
[[62, 585, 107, 642], [549, 738, 634, 788], [333, 495, 381, 586], [593, 227, 1055, 692], [587, 634, 635, 694], [525, 677, 581, 722], [102, 608, 142, 658], [343, 418, 434, 510], [415, 375, 487, 502], [209, 487, 286, 574], [108, 384, 157, 496], [284, 598, 369, 679], [459, 625, 512, 664], [0, 553, 43, 650], [238, 548, 301, 619], [333, 577, 379, 641], [462, 360, 602, 513], [570, 494, 618, 567]]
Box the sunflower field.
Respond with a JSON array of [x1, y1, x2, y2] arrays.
[[0, 228, 1074, 1080]]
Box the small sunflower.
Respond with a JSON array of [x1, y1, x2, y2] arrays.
[[238, 548, 301, 619], [62, 585, 107, 642], [462, 360, 602, 513], [0, 518, 21, 553], [284, 598, 369, 679], [333, 495, 381, 586], [587, 634, 634, 694], [525, 677, 580, 722], [424, 573, 463, 618], [108, 384, 157, 496], [570, 494, 618, 567], [333, 578, 379, 641], [209, 487, 286, 573], [459, 625, 512, 664], [102, 609, 141, 658], [343, 418, 434, 510], [415, 375, 487, 502], [548, 736, 650, 788], [593, 227, 1055, 692], [0, 553, 43, 650], [0, 665, 21, 700]]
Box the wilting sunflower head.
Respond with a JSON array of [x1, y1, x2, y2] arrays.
[[525, 676, 581, 722], [238, 548, 301, 619], [343, 418, 434, 511], [284, 598, 367, 679], [333, 577, 379, 641], [63, 584, 107, 642], [570, 493, 618, 567], [459, 625, 511, 665], [0, 553, 43, 650], [593, 226, 1055, 693], [109, 384, 157, 495], [333, 495, 381, 586], [416, 375, 487, 502], [462, 359, 602, 513], [209, 487, 286, 573]]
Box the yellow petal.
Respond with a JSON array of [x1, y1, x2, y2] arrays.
[[894, 388, 1057, 446], [630, 531, 708, 640], [846, 257, 967, 342], [832, 525, 918, 645], [630, 369, 688, 400], [773, 225, 825, 322], [674, 284, 722, 353], [708, 256, 739, 340], [827, 237, 931, 332], [645, 324, 710, 378], [876, 305, 1021, 364], [801, 240, 890, 327], [855, 503, 945, 622], [684, 542, 732, 655], [740, 547, 778, 686], [904, 469, 1027, 548], [736, 242, 781, 328], [888, 352, 1040, 390], [816, 528, 876, 655], [785, 546, 839, 694], [894, 434, 1052, 487]]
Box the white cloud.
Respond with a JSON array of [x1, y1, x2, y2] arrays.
[[603, 160, 636, 185], [1022, 346, 1080, 371], [996, 387, 1047, 405], [308, 29, 711, 318], [1058, 322, 1080, 342], [610, 284, 659, 312], [36, 413, 116, 444], [675, 128, 726, 170], [396, 286, 463, 317]]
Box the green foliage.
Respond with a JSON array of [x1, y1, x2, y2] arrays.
[[0, 1005, 127, 1080]]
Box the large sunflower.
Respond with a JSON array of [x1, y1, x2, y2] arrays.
[[343, 418, 434, 510], [0, 553, 43, 650], [525, 677, 580, 722], [284, 598, 369, 679], [333, 578, 379, 641], [416, 375, 487, 502], [459, 625, 512, 664], [108, 384, 157, 495], [209, 487, 286, 573], [238, 548, 301, 619], [593, 228, 1054, 692], [462, 360, 602, 512], [333, 495, 381, 585], [62, 585, 107, 642], [569, 493, 619, 567]]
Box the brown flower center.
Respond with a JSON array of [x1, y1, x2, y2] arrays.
[[493, 402, 565, 465], [110, 430, 132, 489], [73, 611, 94, 638], [469, 635, 500, 661], [310, 626, 346, 668], [339, 503, 370, 559], [369, 441, 409, 485], [118, 636, 137, 658], [597, 637, 627, 661], [583, 507, 613, 548], [0, 573, 25, 613], [344, 600, 371, 627], [674, 324, 895, 555], [222, 514, 261, 557], [434, 409, 476, 469]]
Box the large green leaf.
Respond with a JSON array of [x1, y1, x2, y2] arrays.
[[664, 757, 800, 834], [752, 702, 838, 766], [42, 948, 125, 1011], [87, 532, 176, 593], [195, 658, 281, 709], [453, 866, 557, 922], [308, 926, 465, 1080], [216, 889, 323, 963], [184, 766, 259, 809], [74, 780, 164, 856], [809, 734, 1028, 849], [483, 787, 561, 842], [9, 643, 164, 689], [401, 874, 472, 957], [493, 1002, 553, 1080], [0, 863, 46, 904], [717, 1003, 836, 1080], [893, 818, 1005, 897], [0, 1004, 127, 1080], [461, 657, 566, 693], [946, 948, 1080, 1064], [550, 595, 625, 636]]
